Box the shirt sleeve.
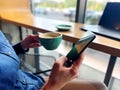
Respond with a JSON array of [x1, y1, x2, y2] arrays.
[[13, 43, 29, 55]]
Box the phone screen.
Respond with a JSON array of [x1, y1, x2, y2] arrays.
[[75, 32, 95, 54], [64, 31, 96, 67]]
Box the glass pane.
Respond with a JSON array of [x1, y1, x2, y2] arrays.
[[85, 0, 120, 24], [31, 0, 77, 22], [85, 0, 106, 24]]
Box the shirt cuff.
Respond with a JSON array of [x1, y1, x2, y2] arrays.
[[13, 43, 29, 55]]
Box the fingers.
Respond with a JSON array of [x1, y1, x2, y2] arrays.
[[29, 43, 41, 48], [72, 52, 85, 69], [55, 56, 67, 66], [29, 34, 39, 42], [21, 34, 41, 49]]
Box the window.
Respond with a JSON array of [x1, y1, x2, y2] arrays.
[[85, 0, 120, 24], [31, 0, 120, 24], [85, 0, 106, 24], [31, 0, 77, 22]]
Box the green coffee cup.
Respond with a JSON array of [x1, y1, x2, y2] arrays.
[[39, 32, 62, 50]]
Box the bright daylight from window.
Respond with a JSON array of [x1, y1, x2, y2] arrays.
[[32, 0, 120, 24], [31, 0, 77, 22]]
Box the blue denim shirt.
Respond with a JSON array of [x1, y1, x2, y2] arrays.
[[0, 31, 45, 90]]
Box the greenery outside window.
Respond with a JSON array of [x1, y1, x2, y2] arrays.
[[31, 0, 77, 22]]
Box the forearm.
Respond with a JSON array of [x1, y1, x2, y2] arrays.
[[61, 78, 107, 90], [41, 78, 107, 90], [41, 81, 59, 90]]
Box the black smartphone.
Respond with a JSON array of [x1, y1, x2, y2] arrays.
[[64, 31, 96, 67]]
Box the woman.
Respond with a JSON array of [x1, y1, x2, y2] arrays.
[[0, 31, 107, 90]]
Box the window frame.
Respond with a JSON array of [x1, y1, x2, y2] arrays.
[[75, 0, 87, 23]]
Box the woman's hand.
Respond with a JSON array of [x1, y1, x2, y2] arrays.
[[41, 53, 84, 90], [20, 34, 41, 50]]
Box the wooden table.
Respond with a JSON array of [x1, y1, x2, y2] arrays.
[[1, 13, 120, 56], [1, 13, 120, 86]]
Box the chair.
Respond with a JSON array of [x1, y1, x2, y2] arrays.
[[19, 53, 56, 76], [3, 33, 12, 43]]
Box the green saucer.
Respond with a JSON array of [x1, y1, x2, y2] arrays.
[[56, 24, 71, 31]]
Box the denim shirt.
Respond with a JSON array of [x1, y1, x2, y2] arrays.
[[0, 31, 45, 90]]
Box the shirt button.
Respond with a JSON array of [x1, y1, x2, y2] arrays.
[[8, 52, 11, 55], [22, 80, 26, 84]]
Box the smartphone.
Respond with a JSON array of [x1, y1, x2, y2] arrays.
[[64, 31, 96, 67]]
